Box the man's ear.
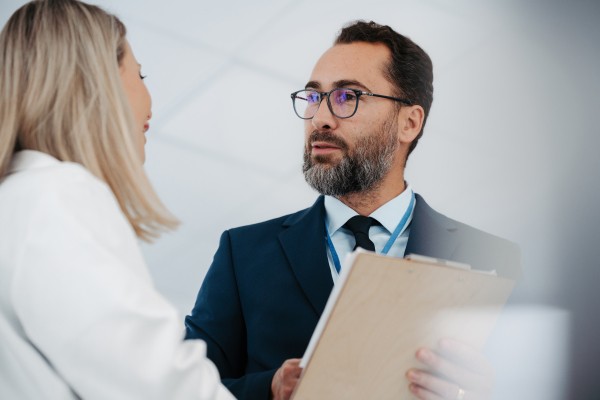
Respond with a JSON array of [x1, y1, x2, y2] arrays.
[[397, 105, 425, 144]]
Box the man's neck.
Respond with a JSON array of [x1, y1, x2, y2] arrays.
[[337, 173, 406, 216]]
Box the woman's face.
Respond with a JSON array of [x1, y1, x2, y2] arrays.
[[119, 39, 151, 162]]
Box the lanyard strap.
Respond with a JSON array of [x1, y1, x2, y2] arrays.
[[325, 191, 415, 274]]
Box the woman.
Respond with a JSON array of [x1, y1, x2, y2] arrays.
[[0, 1, 234, 399]]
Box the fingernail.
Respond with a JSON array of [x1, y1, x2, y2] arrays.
[[417, 349, 432, 363], [407, 370, 420, 382], [409, 383, 418, 393]]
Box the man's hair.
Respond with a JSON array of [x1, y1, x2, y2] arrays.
[[335, 20, 434, 161]]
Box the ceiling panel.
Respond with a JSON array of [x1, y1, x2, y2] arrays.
[[142, 138, 276, 232], [235, 0, 500, 84], [124, 21, 229, 121], [159, 65, 305, 177], [99, 0, 299, 55]]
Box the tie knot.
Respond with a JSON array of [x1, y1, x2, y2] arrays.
[[343, 216, 380, 235]]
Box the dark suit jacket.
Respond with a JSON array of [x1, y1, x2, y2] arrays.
[[185, 194, 522, 400]]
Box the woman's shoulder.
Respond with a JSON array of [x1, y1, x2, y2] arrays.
[[1, 150, 112, 202], [0, 150, 140, 268], [5, 150, 105, 187], [0, 150, 126, 235]]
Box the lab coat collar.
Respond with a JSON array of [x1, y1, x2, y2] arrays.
[[7, 150, 60, 175]]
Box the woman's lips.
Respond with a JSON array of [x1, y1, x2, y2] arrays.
[[143, 124, 149, 143]]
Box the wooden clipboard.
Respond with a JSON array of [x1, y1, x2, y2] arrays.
[[292, 250, 516, 400]]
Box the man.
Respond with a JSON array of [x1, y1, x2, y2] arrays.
[[185, 21, 521, 400]]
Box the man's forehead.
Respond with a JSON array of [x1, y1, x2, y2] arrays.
[[307, 42, 391, 91]]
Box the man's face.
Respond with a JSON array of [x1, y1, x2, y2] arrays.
[[302, 42, 401, 196]]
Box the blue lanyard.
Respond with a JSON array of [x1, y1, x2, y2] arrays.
[[325, 192, 415, 274]]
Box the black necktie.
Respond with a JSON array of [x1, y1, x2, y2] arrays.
[[343, 216, 380, 252]]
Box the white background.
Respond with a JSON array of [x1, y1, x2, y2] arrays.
[[2, 1, 599, 398]]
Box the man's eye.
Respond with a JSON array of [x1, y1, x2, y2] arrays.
[[140, 74, 147, 80], [344, 92, 357, 101]]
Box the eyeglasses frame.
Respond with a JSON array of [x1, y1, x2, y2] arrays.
[[290, 87, 412, 120]]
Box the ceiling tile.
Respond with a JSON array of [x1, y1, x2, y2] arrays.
[[142, 139, 277, 231], [159, 65, 306, 177], [98, 0, 298, 54], [235, 0, 500, 83], [124, 21, 229, 121]]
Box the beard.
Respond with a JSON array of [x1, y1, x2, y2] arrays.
[[302, 113, 399, 197]]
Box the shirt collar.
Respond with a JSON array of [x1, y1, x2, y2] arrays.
[[6, 150, 60, 175], [324, 183, 414, 235]]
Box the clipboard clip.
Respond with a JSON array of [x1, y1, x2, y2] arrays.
[[404, 254, 471, 271]]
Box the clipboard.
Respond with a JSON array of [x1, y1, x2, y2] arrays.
[[292, 250, 516, 400]]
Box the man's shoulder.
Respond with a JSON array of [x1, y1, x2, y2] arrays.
[[419, 196, 515, 247], [455, 221, 522, 280], [416, 194, 522, 279], [227, 214, 289, 238], [227, 198, 320, 239], [450, 216, 521, 262]]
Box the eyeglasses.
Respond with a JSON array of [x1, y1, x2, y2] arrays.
[[290, 88, 411, 120]]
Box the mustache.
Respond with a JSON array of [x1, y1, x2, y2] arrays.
[[307, 131, 349, 151]]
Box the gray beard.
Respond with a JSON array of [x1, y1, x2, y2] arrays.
[[302, 115, 398, 197]]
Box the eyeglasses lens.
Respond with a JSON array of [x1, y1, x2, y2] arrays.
[[293, 89, 358, 119], [331, 89, 357, 118], [293, 90, 320, 119]]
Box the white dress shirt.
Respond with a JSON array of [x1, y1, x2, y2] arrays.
[[324, 184, 416, 284], [0, 150, 234, 400]]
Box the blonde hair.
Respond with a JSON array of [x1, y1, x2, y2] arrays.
[[0, 0, 178, 241]]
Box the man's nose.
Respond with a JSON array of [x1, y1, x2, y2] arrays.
[[311, 97, 338, 131]]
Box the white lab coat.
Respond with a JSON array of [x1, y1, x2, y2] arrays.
[[0, 150, 234, 400]]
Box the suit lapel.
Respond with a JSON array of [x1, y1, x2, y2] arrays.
[[278, 196, 333, 317], [277, 194, 459, 316], [405, 194, 460, 260]]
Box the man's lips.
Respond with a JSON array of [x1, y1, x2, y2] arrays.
[[311, 141, 342, 155]]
